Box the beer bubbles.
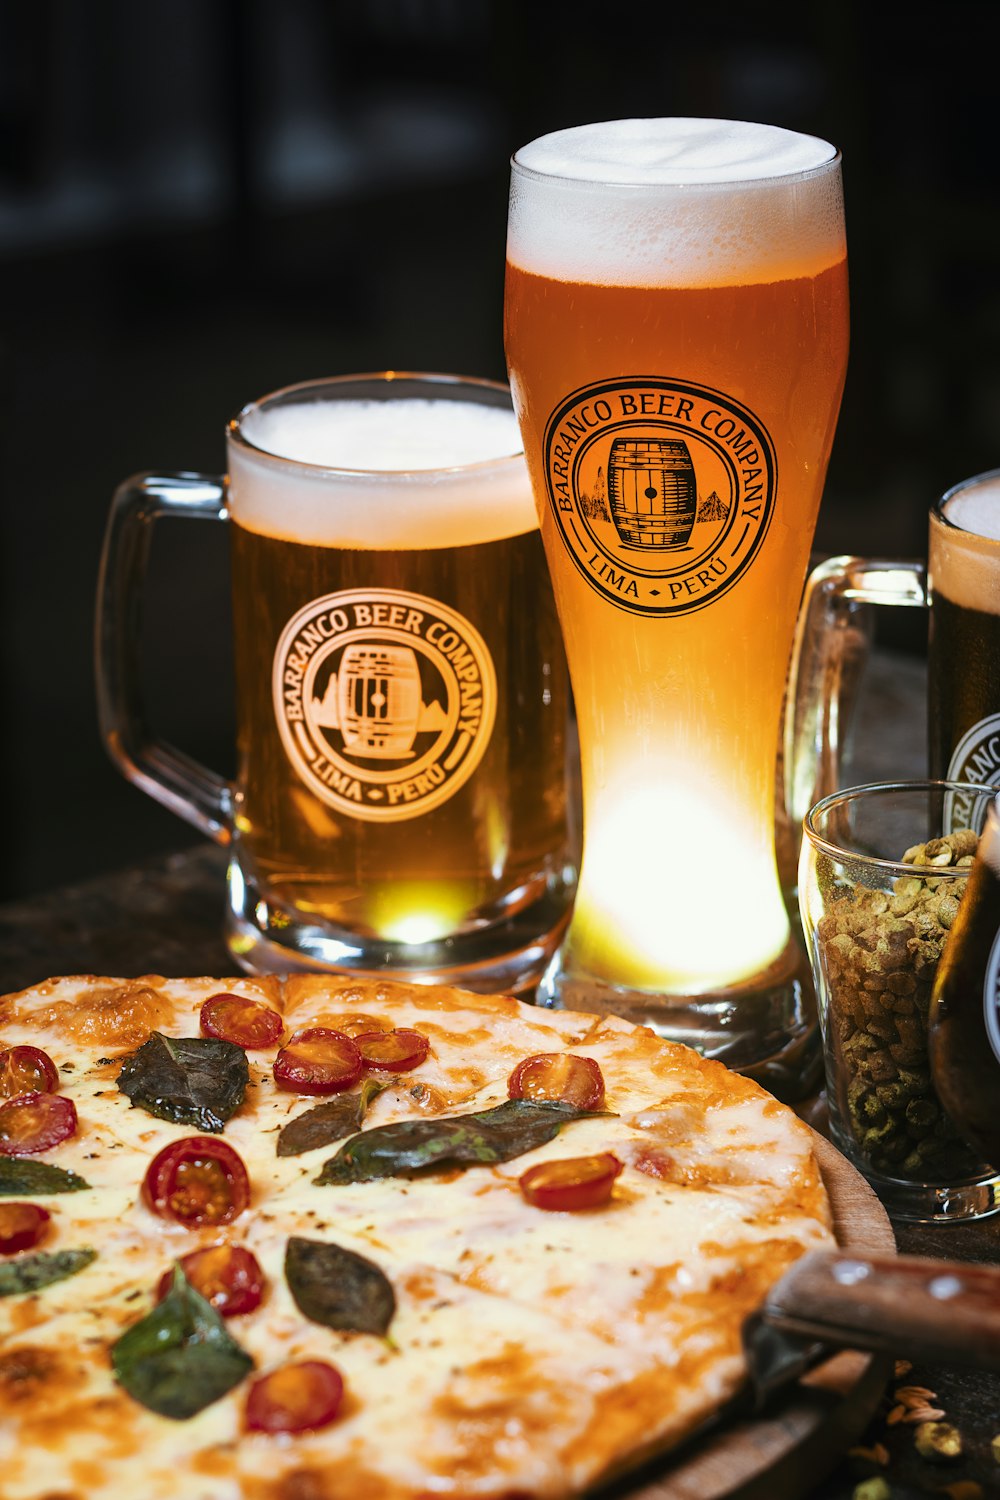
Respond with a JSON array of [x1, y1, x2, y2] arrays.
[[575, 771, 792, 992]]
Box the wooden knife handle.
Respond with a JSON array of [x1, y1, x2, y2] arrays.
[[763, 1249, 1000, 1370]]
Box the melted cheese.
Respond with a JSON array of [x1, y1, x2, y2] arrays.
[[0, 976, 834, 1499]]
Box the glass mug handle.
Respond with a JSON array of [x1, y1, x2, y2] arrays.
[[784, 556, 927, 833], [95, 472, 232, 844]]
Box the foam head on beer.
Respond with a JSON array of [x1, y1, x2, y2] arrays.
[[230, 396, 534, 549], [933, 474, 1000, 618], [508, 117, 843, 288]]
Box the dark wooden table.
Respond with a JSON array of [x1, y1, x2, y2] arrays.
[[1, 650, 997, 1497]]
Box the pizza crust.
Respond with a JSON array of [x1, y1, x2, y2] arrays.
[[0, 976, 835, 1499]]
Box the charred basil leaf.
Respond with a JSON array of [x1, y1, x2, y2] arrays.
[[285, 1236, 395, 1336], [111, 1263, 254, 1420], [277, 1078, 387, 1158], [316, 1098, 605, 1185], [116, 1033, 248, 1133], [0, 1247, 96, 1297], [0, 1159, 90, 1195]]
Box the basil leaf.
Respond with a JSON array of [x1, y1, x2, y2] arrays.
[[316, 1098, 604, 1185], [111, 1264, 254, 1420], [0, 1248, 96, 1297], [277, 1078, 387, 1158], [0, 1159, 91, 1195], [116, 1033, 248, 1133], [285, 1236, 395, 1336]]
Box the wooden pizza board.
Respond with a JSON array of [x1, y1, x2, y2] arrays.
[[601, 1134, 895, 1500]]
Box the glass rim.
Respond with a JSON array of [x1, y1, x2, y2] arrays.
[[226, 371, 524, 479], [510, 126, 841, 192], [803, 778, 996, 875], [932, 465, 1000, 534]]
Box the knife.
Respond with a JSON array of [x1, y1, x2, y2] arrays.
[[743, 1247, 1000, 1411]]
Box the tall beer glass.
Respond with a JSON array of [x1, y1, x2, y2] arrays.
[[97, 374, 576, 989], [505, 120, 848, 1086]]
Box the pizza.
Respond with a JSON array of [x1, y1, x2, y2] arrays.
[[0, 975, 834, 1500]]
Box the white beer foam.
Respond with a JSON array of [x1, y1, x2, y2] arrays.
[[508, 118, 845, 288], [932, 475, 1000, 619], [228, 397, 537, 548], [942, 480, 1000, 544], [245, 398, 522, 470]]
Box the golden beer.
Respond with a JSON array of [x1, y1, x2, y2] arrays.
[[225, 375, 574, 979], [505, 121, 848, 1011]]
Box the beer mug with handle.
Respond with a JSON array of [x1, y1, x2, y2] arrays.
[[96, 373, 577, 990], [787, 469, 1000, 841]]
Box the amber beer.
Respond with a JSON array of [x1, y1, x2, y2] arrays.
[[225, 376, 573, 979], [506, 121, 848, 1012]]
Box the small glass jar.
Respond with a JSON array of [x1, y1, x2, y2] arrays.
[[799, 779, 1000, 1222]]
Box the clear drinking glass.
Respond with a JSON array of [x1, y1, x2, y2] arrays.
[[799, 779, 1000, 1221], [96, 373, 577, 990], [504, 119, 848, 1095]]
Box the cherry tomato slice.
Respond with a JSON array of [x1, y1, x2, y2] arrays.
[[245, 1360, 344, 1434], [518, 1152, 623, 1212], [141, 1137, 251, 1226], [200, 993, 283, 1050], [507, 1053, 605, 1111], [630, 1147, 677, 1182], [353, 1029, 429, 1073], [156, 1244, 265, 1316], [273, 1029, 362, 1095], [0, 1046, 59, 1099], [0, 1202, 51, 1254], [0, 1093, 78, 1156]]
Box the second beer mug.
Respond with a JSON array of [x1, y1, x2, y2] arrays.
[[97, 374, 577, 989], [788, 469, 1000, 836]]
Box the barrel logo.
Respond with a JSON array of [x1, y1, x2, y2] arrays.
[[272, 589, 497, 822], [541, 377, 777, 616]]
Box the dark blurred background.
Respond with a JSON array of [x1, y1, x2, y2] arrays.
[[2, 0, 999, 901]]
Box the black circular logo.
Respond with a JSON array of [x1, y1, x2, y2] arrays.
[[542, 377, 778, 616]]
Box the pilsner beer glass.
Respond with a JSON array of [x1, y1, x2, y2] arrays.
[[97, 374, 576, 988], [505, 120, 848, 1086]]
